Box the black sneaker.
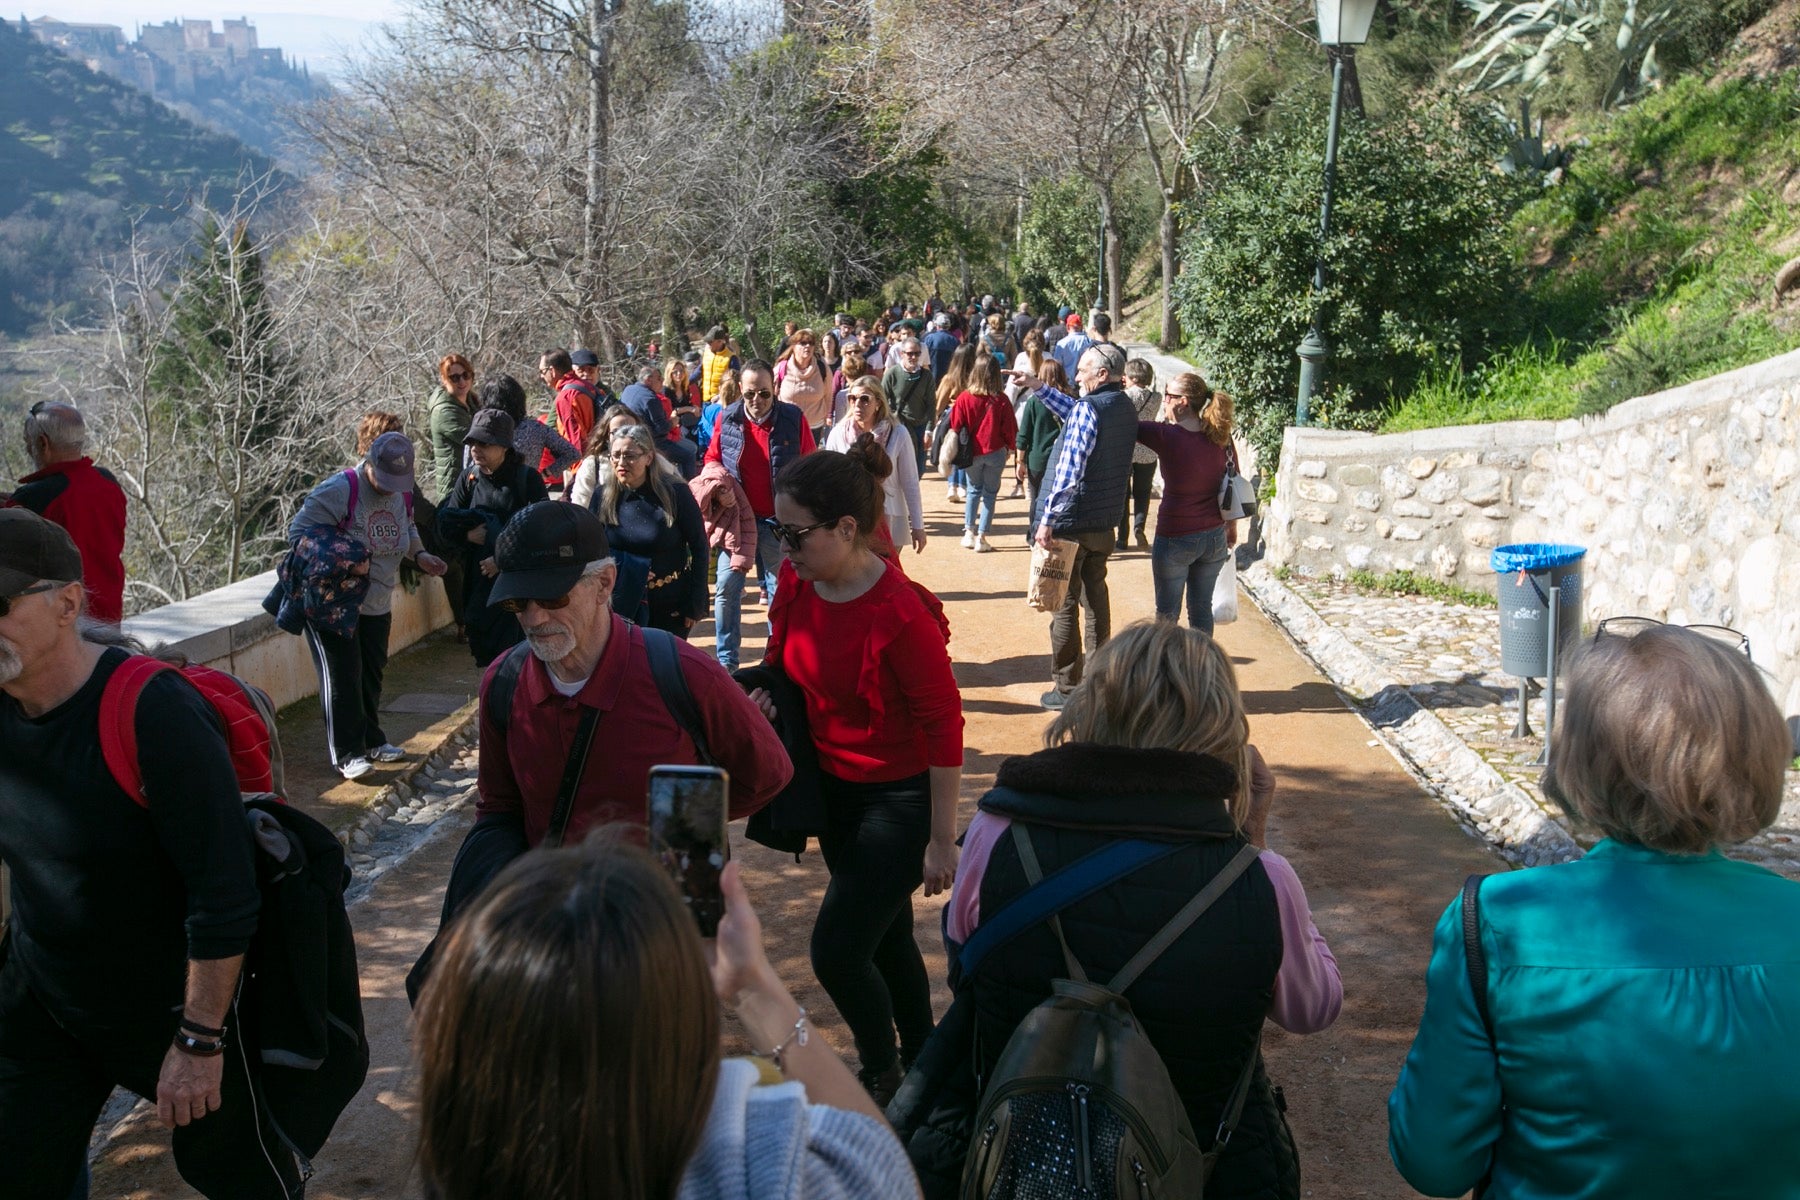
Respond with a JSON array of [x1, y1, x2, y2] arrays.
[[1040, 689, 1069, 711], [858, 1060, 904, 1108]]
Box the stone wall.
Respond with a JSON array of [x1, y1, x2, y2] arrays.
[[1265, 348, 1800, 731]]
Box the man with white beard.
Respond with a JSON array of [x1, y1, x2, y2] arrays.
[[469, 501, 791, 850]]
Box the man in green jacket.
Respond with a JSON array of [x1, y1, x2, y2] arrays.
[[882, 336, 936, 469]]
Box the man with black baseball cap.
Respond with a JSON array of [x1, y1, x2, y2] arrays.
[[469, 501, 791, 851], [0, 509, 301, 1197]]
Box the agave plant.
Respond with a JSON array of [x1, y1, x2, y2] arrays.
[[1452, 0, 1671, 108], [1498, 97, 1574, 178]]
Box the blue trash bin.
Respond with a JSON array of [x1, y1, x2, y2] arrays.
[[1493, 543, 1585, 678]]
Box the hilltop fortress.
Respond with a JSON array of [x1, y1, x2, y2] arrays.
[[28, 14, 310, 101]]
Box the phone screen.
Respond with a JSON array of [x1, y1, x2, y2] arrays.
[[647, 765, 730, 937]]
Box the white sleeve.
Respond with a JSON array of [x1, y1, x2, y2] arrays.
[[567, 456, 599, 509]]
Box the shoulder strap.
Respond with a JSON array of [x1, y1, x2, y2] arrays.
[[1013, 822, 1087, 982], [958, 829, 1183, 980], [99, 655, 176, 807], [642, 627, 713, 766], [1109, 842, 1261, 993], [338, 468, 359, 531], [542, 704, 602, 848], [486, 642, 533, 733], [1462, 874, 1495, 1045]]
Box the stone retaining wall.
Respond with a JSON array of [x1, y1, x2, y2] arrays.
[[1265, 348, 1800, 732]]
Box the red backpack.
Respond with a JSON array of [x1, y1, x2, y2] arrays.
[[100, 656, 284, 805]]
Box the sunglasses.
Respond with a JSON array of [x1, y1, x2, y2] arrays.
[[771, 518, 836, 550], [610, 449, 648, 462], [744, 388, 774, 400], [848, 392, 877, 404], [0, 581, 61, 619], [497, 591, 577, 615], [446, 371, 470, 382], [1594, 616, 1751, 657]]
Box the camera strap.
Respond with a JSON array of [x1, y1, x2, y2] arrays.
[[543, 703, 602, 849]]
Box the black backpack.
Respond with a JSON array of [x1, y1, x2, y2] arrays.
[[963, 825, 1264, 1200]]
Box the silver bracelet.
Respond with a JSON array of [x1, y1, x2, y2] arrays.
[[762, 1005, 809, 1072]]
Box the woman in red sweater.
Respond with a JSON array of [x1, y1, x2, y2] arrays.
[[753, 437, 964, 1106], [946, 354, 1017, 553], [1137, 371, 1236, 634]]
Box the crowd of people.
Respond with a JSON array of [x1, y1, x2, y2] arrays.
[[2, 293, 1799, 1200]]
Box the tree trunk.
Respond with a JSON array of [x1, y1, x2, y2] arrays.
[[1099, 191, 1122, 329], [1159, 195, 1179, 349], [579, 0, 613, 358]]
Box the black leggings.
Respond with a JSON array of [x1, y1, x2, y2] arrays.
[[1120, 461, 1157, 540], [810, 771, 934, 1073], [0, 956, 300, 1199], [303, 612, 392, 766]]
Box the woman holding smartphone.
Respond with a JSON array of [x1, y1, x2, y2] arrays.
[[750, 441, 964, 1107]]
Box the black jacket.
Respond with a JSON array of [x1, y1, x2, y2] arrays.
[[892, 743, 1299, 1200]]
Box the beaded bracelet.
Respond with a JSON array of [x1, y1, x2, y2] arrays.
[[761, 1006, 809, 1073], [173, 1031, 226, 1058]]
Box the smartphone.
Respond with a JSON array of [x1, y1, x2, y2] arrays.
[[647, 765, 730, 937]]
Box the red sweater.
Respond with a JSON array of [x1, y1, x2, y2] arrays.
[[948, 391, 1017, 456], [7, 457, 127, 624], [764, 560, 962, 782]]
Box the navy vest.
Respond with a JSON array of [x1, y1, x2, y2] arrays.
[[717, 400, 806, 503], [1047, 382, 1138, 535]]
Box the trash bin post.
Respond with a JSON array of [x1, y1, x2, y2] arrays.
[[1536, 584, 1560, 767]]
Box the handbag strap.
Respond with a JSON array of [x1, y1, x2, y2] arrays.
[[1462, 874, 1495, 1045]]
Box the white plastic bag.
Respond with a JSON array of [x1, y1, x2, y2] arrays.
[[1211, 556, 1239, 625]]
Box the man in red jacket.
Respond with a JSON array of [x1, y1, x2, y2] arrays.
[[5, 402, 127, 624]]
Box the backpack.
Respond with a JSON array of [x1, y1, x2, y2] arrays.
[[98, 656, 367, 1167], [100, 656, 284, 802], [962, 825, 1264, 1200]]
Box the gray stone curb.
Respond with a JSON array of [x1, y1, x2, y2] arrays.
[[337, 702, 480, 898], [1238, 560, 1582, 867]]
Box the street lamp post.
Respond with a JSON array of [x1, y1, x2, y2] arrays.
[[1294, 0, 1378, 427]]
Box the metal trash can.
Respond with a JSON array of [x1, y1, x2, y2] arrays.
[[1493, 543, 1586, 678]]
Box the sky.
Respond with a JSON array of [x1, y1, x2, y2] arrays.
[[28, 3, 407, 75]]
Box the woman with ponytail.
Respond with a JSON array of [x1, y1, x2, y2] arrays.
[[1138, 371, 1239, 635], [747, 441, 964, 1108]]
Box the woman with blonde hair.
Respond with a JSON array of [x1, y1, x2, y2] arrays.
[[824, 375, 926, 553], [1390, 622, 1800, 1199], [592, 423, 709, 635], [414, 840, 917, 1200], [896, 620, 1341, 1198], [776, 329, 833, 440], [1138, 371, 1238, 633]]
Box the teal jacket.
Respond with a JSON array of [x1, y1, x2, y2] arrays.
[[1389, 839, 1800, 1199]]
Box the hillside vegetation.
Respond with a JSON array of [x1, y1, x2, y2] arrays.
[[0, 17, 283, 334], [1383, 65, 1800, 433]]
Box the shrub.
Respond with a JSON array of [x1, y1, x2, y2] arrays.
[[1176, 94, 1536, 468]]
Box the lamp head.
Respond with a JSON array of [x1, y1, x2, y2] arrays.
[[1315, 0, 1377, 46]]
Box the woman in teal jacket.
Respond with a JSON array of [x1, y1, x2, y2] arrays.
[[1389, 622, 1800, 1199]]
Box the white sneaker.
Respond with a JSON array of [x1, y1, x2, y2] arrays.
[[339, 756, 374, 781], [960, 528, 977, 549], [945, 485, 958, 501], [956, 486, 968, 501], [976, 536, 995, 553], [370, 743, 406, 763]]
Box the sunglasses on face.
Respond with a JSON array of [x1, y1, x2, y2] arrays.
[[0, 581, 61, 619], [497, 591, 577, 615], [610, 449, 647, 463], [447, 371, 470, 383], [744, 388, 774, 400], [848, 393, 876, 404], [771, 519, 835, 550]]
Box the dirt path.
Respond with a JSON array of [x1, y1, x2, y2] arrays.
[[91, 481, 1501, 1198]]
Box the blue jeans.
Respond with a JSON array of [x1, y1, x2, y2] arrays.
[[1152, 526, 1231, 634], [713, 519, 786, 671], [962, 450, 1006, 535]]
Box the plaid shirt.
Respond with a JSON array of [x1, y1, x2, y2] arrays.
[[1032, 383, 1098, 533]]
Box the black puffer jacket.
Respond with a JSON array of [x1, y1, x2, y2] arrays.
[[893, 743, 1300, 1200]]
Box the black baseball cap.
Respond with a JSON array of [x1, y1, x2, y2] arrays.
[[488, 502, 610, 607], [570, 348, 600, 367], [0, 508, 83, 595], [464, 408, 515, 447]]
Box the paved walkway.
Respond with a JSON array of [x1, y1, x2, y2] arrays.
[[89, 412, 1504, 1198]]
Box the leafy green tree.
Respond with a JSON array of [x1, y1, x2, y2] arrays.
[[1016, 177, 1102, 315], [1176, 96, 1534, 467]]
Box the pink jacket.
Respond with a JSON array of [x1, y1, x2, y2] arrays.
[[691, 461, 759, 573]]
